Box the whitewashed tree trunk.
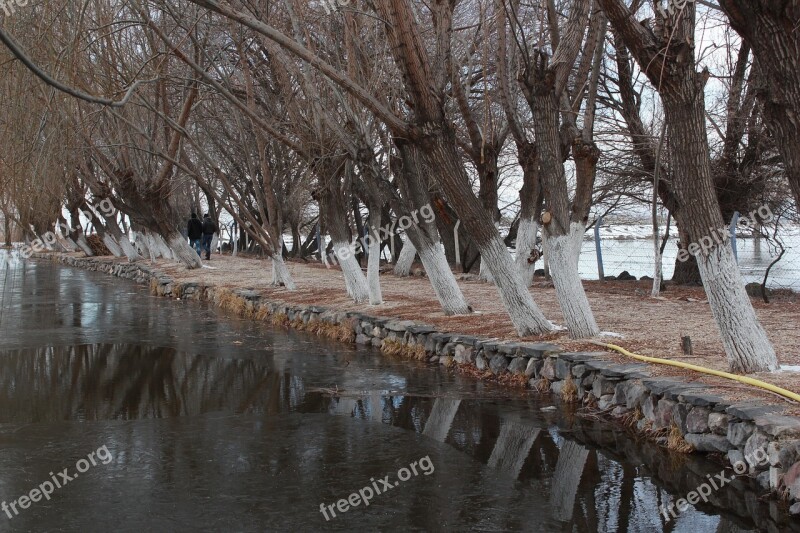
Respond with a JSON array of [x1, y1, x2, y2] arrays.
[[481, 237, 553, 335], [542, 231, 550, 280], [74, 232, 94, 257], [515, 217, 539, 287], [166, 232, 201, 269], [394, 238, 416, 276], [153, 234, 173, 260], [417, 242, 471, 315], [102, 234, 124, 257], [333, 240, 369, 303], [115, 233, 141, 261], [270, 253, 297, 290], [211, 233, 219, 256], [697, 243, 778, 372], [479, 222, 501, 283], [366, 235, 383, 305], [544, 223, 600, 339]]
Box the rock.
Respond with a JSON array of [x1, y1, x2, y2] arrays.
[[728, 450, 745, 469], [728, 422, 755, 447], [454, 344, 475, 365], [624, 382, 648, 409], [642, 395, 657, 421], [489, 354, 510, 375], [592, 376, 616, 397], [753, 415, 800, 439], [355, 334, 370, 345], [550, 381, 564, 396], [555, 358, 571, 380], [756, 470, 771, 490], [744, 432, 770, 471], [655, 398, 677, 428], [524, 358, 538, 378], [507, 357, 528, 375], [439, 355, 454, 368], [790, 502, 800, 516], [370, 338, 382, 347], [611, 406, 630, 417], [671, 402, 690, 433], [540, 358, 556, 381], [685, 434, 733, 453], [617, 270, 636, 281], [786, 461, 800, 500], [708, 412, 730, 435], [769, 467, 782, 490], [686, 407, 710, 434], [428, 355, 439, 363], [745, 282, 768, 297], [571, 364, 588, 379], [779, 444, 800, 471], [475, 354, 488, 371], [598, 394, 615, 410], [639, 275, 653, 281]]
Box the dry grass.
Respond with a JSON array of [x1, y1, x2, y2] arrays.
[[532, 376, 551, 393], [561, 375, 578, 403], [667, 424, 693, 453], [380, 338, 427, 360], [619, 406, 643, 429], [271, 312, 289, 327]]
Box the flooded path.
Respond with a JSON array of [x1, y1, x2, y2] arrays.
[[0, 252, 792, 532]]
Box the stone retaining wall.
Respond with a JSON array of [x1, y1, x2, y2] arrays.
[[37, 253, 800, 515]]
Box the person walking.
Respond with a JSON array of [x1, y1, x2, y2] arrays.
[[201, 213, 217, 260], [187, 213, 203, 256]]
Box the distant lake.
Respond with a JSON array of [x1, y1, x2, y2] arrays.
[[576, 231, 800, 291]]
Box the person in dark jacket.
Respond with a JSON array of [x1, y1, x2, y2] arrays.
[[187, 213, 203, 255], [201, 213, 217, 260]]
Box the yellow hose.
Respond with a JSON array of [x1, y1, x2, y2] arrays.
[[589, 341, 800, 404]]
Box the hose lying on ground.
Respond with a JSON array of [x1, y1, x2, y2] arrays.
[[589, 340, 800, 404]]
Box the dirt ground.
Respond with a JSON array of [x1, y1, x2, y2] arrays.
[[146, 253, 800, 409]]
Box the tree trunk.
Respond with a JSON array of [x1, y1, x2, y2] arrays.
[[661, 89, 777, 372], [601, 0, 778, 373], [394, 238, 416, 276], [270, 253, 296, 289], [165, 230, 202, 268], [420, 128, 552, 336], [514, 143, 543, 287], [527, 79, 599, 338]]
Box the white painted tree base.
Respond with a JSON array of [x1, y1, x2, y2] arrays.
[[270, 253, 297, 290], [697, 243, 778, 373], [514, 217, 539, 287], [333, 240, 369, 303], [545, 223, 600, 339], [366, 237, 383, 305], [479, 236, 553, 336], [417, 242, 471, 315], [394, 239, 416, 277], [167, 233, 202, 269]]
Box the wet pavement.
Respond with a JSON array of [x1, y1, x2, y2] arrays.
[[0, 251, 794, 532]]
